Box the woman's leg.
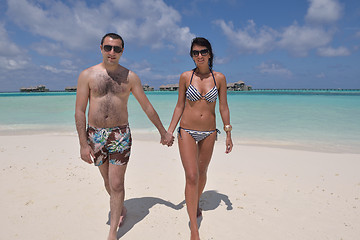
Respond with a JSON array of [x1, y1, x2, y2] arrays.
[[197, 131, 216, 212], [178, 128, 200, 240]]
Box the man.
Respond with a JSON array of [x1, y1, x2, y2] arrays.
[[75, 33, 174, 240]]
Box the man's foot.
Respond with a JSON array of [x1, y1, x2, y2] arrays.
[[107, 234, 117, 240], [196, 208, 202, 218], [118, 207, 127, 227]]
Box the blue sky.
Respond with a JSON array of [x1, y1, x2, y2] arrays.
[[0, 0, 359, 91]]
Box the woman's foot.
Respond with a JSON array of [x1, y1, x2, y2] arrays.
[[197, 208, 202, 218], [190, 229, 200, 240]]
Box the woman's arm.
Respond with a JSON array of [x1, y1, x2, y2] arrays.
[[217, 72, 233, 154]]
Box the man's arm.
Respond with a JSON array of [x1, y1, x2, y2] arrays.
[[129, 71, 174, 146], [168, 72, 187, 134], [75, 70, 94, 163]]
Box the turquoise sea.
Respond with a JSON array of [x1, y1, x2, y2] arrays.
[[0, 90, 359, 154]]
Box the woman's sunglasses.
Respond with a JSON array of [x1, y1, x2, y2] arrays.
[[103, 45, 123, 53], [192, 49, 209, 57]]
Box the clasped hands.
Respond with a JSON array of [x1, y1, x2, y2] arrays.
[[161, 131, 175, 147]]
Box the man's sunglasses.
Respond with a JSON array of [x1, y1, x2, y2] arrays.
[[103, 45, 123, 53], [192, 49, 209, 57]]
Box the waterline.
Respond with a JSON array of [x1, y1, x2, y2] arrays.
[[1, 91, 359, 153]]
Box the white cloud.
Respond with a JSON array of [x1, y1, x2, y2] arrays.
[[40, 65, 76, 74], [60, 59, 77, 70], [31, 41, 71, 58], [0, 22, 22, 57], [107, 0, 194, 52], [214, 56, 230, 65], [0, 22, 30, 70], [316, 72, 326, 78], [257, 62, 292, 77], [6, 0, 194, 53], [6, 0, 101, 50], [216, 19, 334, 57], [214, 19, 278, 54], [278, 23, 333, 57], [317, 46, 351, 57], [41, 65, 61, 73], [126, 59, 180, 84], [215, 0, 341, 57], [128, 60, 152, 75], [305, 0, 343, 24], [0, 57, 29, 70]]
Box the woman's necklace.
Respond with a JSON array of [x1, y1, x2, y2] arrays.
[[195, 68, 211, 80]]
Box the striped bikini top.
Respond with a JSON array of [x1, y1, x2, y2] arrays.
[[186, 69, 218, 103]]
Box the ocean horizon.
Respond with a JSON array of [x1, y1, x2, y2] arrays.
[[1, 90, 359, 154], [2, 88, 360, 93]]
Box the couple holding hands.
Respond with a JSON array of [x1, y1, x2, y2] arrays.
[[75, 33, 233, 240]]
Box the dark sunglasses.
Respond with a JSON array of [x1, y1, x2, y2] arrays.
[[103, 45, 123, 53], [192, 49, 209, 57]]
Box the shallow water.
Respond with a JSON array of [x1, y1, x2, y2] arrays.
[[1, 91, 359, 153]]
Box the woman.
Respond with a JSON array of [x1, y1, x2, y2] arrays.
[[168, 37, 233, 240]]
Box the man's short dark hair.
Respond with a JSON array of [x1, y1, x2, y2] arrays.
[[101, 33, 124, 49]]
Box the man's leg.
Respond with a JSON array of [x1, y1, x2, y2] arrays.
[[98, 162, 111, 194], [99, 162, 127, 221], [107, 163, 127, 240]]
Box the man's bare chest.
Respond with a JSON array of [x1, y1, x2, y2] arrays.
[[91, 72, 130, 96]]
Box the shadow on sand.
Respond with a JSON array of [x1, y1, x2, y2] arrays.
[[112, 190, 232, 238], [195, 190, 233, 229], [110, 197, 183, 239], [199, 190, 233, 212]]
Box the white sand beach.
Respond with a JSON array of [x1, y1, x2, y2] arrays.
[[1, 134, 359, 240]]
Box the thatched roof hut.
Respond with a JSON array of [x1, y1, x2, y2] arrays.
[[159, 84, 179, 91], [20, 85, 49, 92], [143, 84, 154, 91], [227, 81, 252, 91], [65, 86, 77, 92]]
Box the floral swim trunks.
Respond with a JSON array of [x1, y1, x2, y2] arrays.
[[87, 125, 132, 166]]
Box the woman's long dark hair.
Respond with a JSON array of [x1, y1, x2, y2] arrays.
[[190, 37, 214, 69]]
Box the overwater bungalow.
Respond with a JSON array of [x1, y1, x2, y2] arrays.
[[143, 84, 154, 91], [227, 81, 252, 91], [20, 85, 49, 92], [65, 86, 77, 92], [159, 84, 179, 91]]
